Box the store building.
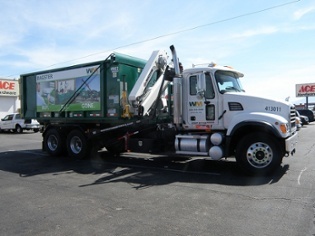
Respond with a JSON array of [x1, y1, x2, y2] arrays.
[[0, 78, 20, 118]]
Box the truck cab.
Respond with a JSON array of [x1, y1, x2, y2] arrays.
[[0, 113, 40, 133], [173, 60, 297, 174], [180, 64, 296, 135], [181, 66, 242, 130]]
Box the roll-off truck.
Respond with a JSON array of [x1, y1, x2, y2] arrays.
[[19, 45, 298, 174]]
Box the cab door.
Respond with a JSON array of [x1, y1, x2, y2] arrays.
[[185, 72, 219, 129], [1, 114, 13, 130]]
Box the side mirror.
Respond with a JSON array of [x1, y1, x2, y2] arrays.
[[196, 73, 206, 99]]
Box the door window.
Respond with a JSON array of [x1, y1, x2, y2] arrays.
[[205, 73, 215, 99], [189, 73, 215, 99], [189, 76, 197, 95]]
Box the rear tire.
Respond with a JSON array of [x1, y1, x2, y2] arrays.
[[66, 129, 89, 160], [235, 132, 282, 175], [44, 128, 65, 156]]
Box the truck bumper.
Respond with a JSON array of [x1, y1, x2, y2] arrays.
[[285, 132, 298, 155], [25, 124, 40, 129]]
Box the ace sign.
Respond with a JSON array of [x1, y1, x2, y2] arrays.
[[0, 79, 19, 96], [296, 83, 315, 97]]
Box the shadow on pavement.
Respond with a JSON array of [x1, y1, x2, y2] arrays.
[[0, 149, 289, 188]]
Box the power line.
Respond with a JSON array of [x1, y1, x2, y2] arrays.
[[111, 0, 302, 48], [5, 0, 301, 77]]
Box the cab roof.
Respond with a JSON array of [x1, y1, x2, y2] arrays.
[[183, 64, 244, 78]]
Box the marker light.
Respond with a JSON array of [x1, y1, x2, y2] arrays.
[[208, 62, 216, 67], [280, 123, 288, 134]]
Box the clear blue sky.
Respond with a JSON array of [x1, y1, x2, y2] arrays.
[[1, 0, 314, 104]]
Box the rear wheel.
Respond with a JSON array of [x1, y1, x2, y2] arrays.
[[235, 132, 282, 175], [66, 129, 89, 160], [44, 128, 65, 156]]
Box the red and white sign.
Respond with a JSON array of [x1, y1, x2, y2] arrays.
[[0, 79, 19, 97], [296, 83, 315, 97]]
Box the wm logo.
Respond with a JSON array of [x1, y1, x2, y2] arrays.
[[189, 101, 203, 107]]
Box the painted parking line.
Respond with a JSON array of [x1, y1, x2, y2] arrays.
[[297, 167, 307, 185]]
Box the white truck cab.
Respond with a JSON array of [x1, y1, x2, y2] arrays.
[[180, 64, 296, 135], [172, 59, 297, 174], [0, 113, 40, 133]]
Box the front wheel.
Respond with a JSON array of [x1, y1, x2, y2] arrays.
[[235, 133, 282, 175], [66, 129, 89, 160], [15, 125, 23, 134]]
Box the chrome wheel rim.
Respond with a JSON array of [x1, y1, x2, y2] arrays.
[[246, 142, 273, 168], [70, 136, 82, 154]]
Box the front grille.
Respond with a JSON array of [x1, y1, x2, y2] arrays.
[[290, 106, 296, 128]]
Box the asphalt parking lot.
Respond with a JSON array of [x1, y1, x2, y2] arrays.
[[0, 125, 314, 236]]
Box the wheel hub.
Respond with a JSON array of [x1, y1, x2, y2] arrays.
[[47, 135, 58, 151], [246, 142, 273, 168], [70, 136, 82, 154]]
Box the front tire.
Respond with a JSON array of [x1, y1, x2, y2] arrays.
[[16, 125, 23, 134], [66, 129, 89, 160], [235, 132, 282, 175]]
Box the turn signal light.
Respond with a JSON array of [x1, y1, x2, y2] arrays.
[[280, 123, 288, 134]]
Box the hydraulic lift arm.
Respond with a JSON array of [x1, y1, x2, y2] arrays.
[[128, 50, 168, 116]]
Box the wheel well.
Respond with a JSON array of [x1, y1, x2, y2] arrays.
[[227, 124, 285, 157]]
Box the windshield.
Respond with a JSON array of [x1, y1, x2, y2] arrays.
[[215, 70, 244, 94]]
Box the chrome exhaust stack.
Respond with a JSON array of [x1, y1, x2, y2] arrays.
[[170, 45, 182, 126]]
